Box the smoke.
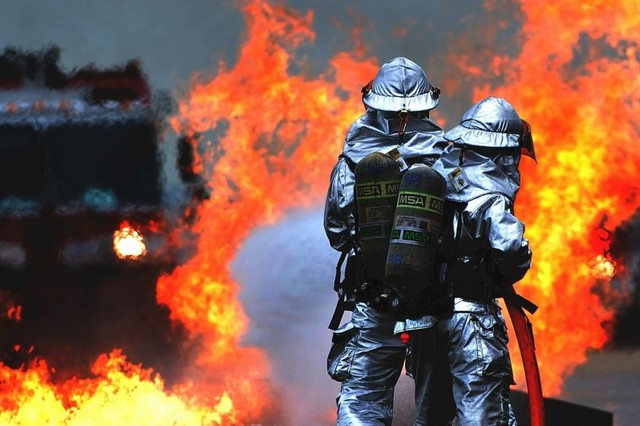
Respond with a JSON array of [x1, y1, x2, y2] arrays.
[[232, 208, 340, 425], [231, 207, 422, 425], [0, 0, 244, 96], [603, 211, 640, 348]]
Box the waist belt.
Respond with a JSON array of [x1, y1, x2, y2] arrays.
[[440, 256, 493, 300]]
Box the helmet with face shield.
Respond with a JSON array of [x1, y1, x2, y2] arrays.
[[444, 96, 536, 162]]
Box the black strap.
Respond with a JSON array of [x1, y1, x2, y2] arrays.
[[333, 250, 348, 293], [329, 298, 349, 331], [329, 251, 350, 330], [484, 277, 538, 314]]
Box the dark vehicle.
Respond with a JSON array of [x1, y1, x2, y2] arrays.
[[0, 47, 201, 381], [0, 48, 179, 270]]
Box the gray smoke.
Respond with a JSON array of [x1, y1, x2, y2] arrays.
[[605, 212, 640, 348]]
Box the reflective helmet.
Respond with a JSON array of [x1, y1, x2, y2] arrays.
[[362, 57, 440, 112], [444, 96, 536, 161]]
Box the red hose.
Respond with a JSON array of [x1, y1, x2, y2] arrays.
[[506, 301, 546, 426]]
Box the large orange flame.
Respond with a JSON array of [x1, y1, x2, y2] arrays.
[[156, 0, 378, 422], [0, 351, 237, 424], [468, 2, 640, 395]]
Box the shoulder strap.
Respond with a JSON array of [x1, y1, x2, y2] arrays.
[[333, 250, 348, 293], [329, 250, 361, 330]]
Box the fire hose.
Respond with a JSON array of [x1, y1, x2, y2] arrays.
[[506, 299, 545, 426]]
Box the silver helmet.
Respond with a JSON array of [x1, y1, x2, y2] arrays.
[[444, 96, 536, 161], [362, 57, 440, 112]]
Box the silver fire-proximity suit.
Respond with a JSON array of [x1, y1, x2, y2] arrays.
[[401, 96, 537, 425], [324, 57, 446, 426]]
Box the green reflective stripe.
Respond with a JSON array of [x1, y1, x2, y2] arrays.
[[390, 228, 436, 246], [359, 224, 387, 240], [355, 180, 401, 199], [396, 191, 445, 214]]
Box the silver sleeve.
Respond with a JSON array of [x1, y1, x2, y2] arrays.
[[323, 157, 357, 252], [484, 196, 532, 283]]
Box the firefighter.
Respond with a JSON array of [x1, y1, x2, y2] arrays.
[[405, 96, 537, 425], [324, 56, 446, 425]]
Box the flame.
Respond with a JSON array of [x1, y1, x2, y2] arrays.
[[7, 305, 22, 322], [0, 291, 22, 322], [113, 222, 147, 260], [0, 351, 236, 424], [156, 0, 378, 420], [469, 2, 640, 395], [587, 254, 617, 281]]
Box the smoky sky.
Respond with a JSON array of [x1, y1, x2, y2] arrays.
[[1, 0, 523, 126], [0, 0, 244, 96]]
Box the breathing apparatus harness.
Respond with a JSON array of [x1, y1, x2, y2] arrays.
[[329, 79, 444, 328]]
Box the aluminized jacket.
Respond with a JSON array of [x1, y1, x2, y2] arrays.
[[432, 144, 531, 284], [325, 109, 445, 426], [403, 125, 532, 425]]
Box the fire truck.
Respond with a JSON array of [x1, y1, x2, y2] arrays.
[[0, 47, 202, 378]]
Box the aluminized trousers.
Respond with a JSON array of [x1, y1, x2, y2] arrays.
[[328, 302, 407, 426], [407, 299, 518, 426]]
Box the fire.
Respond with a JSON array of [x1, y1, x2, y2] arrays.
[[0, 292, 22, 322], [7, 305, 21, 322], [0, 351, 236, 424], [470, 2, 640, 395], [156, 0, 378, 421], [1, 0, 374, 423], [587, 254, 617, 281], [165, 0, 640, 404], [113, 222, 147, 260]]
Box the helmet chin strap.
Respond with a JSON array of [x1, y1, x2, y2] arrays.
[[398, 109, 409, 145], [458, 145, 465, 166], [361, 80, 373, 111]]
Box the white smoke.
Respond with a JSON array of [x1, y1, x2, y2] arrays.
[[232, 207, 341, 425], [232, 207, 417, 425]]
